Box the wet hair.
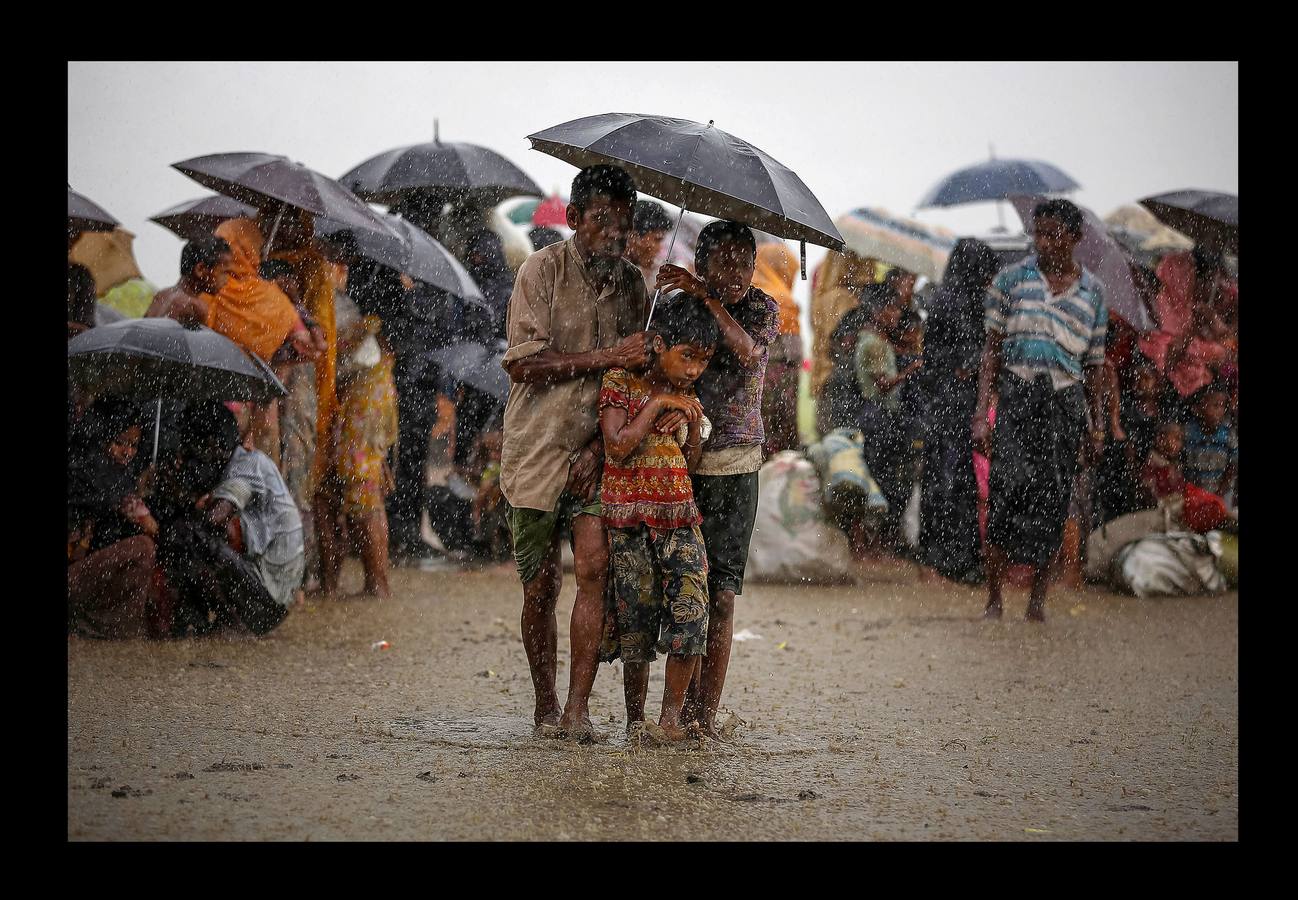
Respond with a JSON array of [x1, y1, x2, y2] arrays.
[[1033, 199, 1084, 237], [181, 235, 231, 278], [632, 200, 673, 235], [695, 220, 756, 274], [942, 239, 1000, 297], [569, 165, 637, 213], [257, 259, 294, 282], [884, 267, 917, 291], [68, 263, 97, 326], [652, 292, 720, 350], [176, 401, 240, 455]]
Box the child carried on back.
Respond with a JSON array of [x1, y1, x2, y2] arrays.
[[599, 293, 717, 742]]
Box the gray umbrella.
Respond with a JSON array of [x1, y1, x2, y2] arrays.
[[172, 152, 397, 247], [341, 128, 543, 207], [1139, 190, 1238, 254], [317, 213, 483, 302], [430, 341, 510, 401], [149, 195, 257, 240], [68, 317, 286, 404], [918, 158, 1081, 208], [69, 185, 120, 233], [526, 113, 844, 253]]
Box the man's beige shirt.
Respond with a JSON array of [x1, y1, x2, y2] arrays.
[[500, 238, 647, 512]]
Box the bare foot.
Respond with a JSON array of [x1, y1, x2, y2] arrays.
[[534, 706, 562, 729], [657, 719, 689, 743], [983, 600, 1003, 620], [1025, 602, 1046, 623], [559, 715, 606, 744]]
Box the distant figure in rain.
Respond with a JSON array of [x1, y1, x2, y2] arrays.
[[146, 235, 235, 328], [750, 240, 804, 456], [974, 199, 1108, 622], [528, 226, 565, 251], [68, 263, 98, 339], [500, 164, 651, 740], [625, 199, 674, 288]]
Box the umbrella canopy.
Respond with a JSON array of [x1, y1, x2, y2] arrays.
[[68, 185, 120, 233], [1139, 190, 1237, 253], [527, 113, 844, 252], [919, 159, 1080, 208], [150, 195, 257, 241], [172, 152, 394, 242], [1103, 204, 1194, 254], [68, 317, 286, 403], [835, 208, 958, 282], [317, 213, 483, 302], [1008, 195, 1154, 332], [430, 341, 510, 401], [340, 138, 542, 208], [69, 227, 144, 296]]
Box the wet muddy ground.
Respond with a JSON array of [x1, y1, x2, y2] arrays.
[[68, 561, 1237, 840]]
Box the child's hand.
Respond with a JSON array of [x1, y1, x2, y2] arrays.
[[655, 265, 709, 300], [655, 392, 704, 423]]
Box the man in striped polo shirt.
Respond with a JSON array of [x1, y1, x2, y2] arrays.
[[972, 199, 1108, 622]]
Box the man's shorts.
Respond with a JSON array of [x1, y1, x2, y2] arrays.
[[506, 492, 602, 585], [691, 472, 760, 597], [608, 524, 709, 663]]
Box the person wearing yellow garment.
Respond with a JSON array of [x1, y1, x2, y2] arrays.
[[751, 241, 803, 456], [809, 250, 878, 402]]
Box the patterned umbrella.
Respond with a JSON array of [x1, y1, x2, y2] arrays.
[[835, 208, 957, 282]]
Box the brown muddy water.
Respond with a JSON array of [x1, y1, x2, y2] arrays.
[[68, 560, 1237, 841]]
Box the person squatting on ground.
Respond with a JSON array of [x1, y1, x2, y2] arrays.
[[599, 294, 716, 742], [655, 220, 779, 740], [500, 164, 651, 738], [973, 199, 1109, 622]]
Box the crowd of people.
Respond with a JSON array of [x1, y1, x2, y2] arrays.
[[68, 158, 1237, 742]]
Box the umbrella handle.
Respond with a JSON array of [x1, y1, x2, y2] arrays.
[[645, 206, 688, 330], [263, 202, 286, 260]]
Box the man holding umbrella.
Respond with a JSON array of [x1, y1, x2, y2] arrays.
[[500, 165, 651, 738]]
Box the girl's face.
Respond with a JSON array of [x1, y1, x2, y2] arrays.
[[654, 337, 714, 389], [1155, 426, 1183, 460], [108, 425, 141, 467]]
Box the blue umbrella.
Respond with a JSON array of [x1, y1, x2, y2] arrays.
[[918, 158, 1080, 208]]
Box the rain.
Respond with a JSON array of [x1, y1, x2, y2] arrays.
[[67, 62, 1237, 842]]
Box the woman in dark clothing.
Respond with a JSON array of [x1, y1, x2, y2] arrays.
[[917, 239, 1000, 582]]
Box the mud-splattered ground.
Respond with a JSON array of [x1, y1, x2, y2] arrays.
[[68, 560, 1237, 841]]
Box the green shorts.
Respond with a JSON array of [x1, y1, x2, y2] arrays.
[[506, 492, 602, 585]]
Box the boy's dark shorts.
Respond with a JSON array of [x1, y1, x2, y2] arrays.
[[608, 524, 709, 663], [506, 491, 602, 585], [691, 471, 760, 597]]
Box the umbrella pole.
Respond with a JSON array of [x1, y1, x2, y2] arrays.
[[262, 203, 286, 260], [152, 397, 161, 465], [644, 206, 688, 329]]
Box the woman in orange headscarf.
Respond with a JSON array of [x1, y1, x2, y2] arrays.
[[752, 241, 804, 455], [208, 214, 311, 468]]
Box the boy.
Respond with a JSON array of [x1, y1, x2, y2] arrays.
[[599, 294, 717, 742], [656, 220, 780, 739], [1181, 383, 1238, 499], [1141, 422, 1186, 505], [145, 235, 234, 328]]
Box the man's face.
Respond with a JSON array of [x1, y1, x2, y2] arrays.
[[654, 337, 715, 389], [1033, 216, 1081, 267], [700, 242, 756, 304], [568, 195, 633, 261], [625, 229, 667, 268]]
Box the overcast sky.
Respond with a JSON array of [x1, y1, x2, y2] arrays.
[[69, 61, 1237, 310]]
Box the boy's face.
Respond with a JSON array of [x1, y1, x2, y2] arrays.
[[1155, 426, 1183, 459], [700, 242, 756, 305], [567, 194, 633, 261], [108, 424, 142, 467], [625, 229, 667, 268], [1033, 215, 1081, 268], [1197, 391, 1228, 430], [653, 336, 714, 389]]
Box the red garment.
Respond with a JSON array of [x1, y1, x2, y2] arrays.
[[598, 368, 701, 530], [1183, 483, 1230, 533], [1142, 453, 1185, 500]]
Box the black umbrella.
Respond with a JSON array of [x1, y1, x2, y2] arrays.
[[430, 341, 510, 401], [68, 185, 120, 233], [68, 318, 286, 404], [149, 195, 257, 241], [527, 113, 844, 254], [340, 126, 543, 207], [1139, 190, 1238, 253], [317, 213, 484, 302], [171, 152, 397, 249]]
